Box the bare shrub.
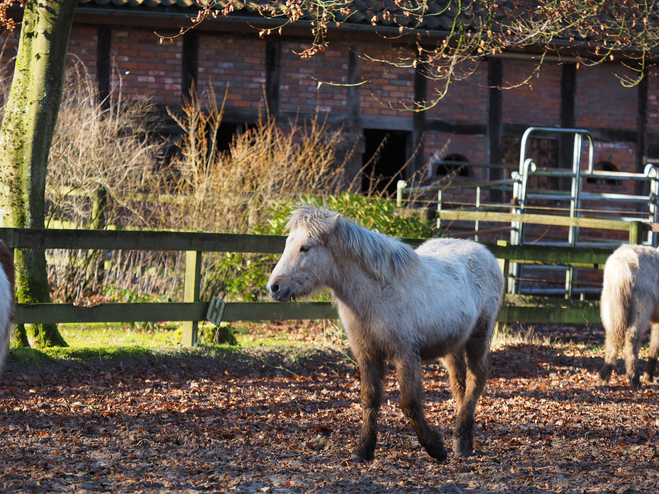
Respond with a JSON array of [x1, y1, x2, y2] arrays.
[[45, 61, 165, 302], [44, 79, 349, 303], [155, 87, 347, 301], [163, 87, 346, 234]]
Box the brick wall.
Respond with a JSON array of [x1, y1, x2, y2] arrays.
[[68, 26, 97, 78], [647, 70, 659, 135], [423, 132, 489, 206], [111, 29, 181, 104], [425, 65, 488, 121], [576, 63, 637, 130], [280, 42, 348, 114], [198, 35, 266, 109], [502, 60, 561, 126], [424, 132, 488, 166], [588, 141, 637, 176], [360, 45, 414, 116]]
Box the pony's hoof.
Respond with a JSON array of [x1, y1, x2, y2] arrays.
[[425, 444, 448, 461], [630, 377, 641, 391], [452, 438, 472, 458], [644, 372, 654, 383], [599, 366, 612, 385], [352, 446, 374, 462]]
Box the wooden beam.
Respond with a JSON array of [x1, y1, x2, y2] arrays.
[[438, 210, 631, 231], [0, 228, 287, 253], [636, 68, 649, 197], [14, 302, 339, 324], [181, 251, 202, 346], [482, 242, 613, 265], [181, 32, 199, 101], [265, 39, 281, 119], [559, 63, 577, 192], [14, 301, 601, 325], [499, 305, 601, 324], [411, 62, 427, 176], [344, 45, 363, 185], [488, 58, 503, 202], [629, 220, 643, 244], [97, 27, 111, 110]]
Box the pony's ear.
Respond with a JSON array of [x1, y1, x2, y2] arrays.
[[327, 212, 341, 230]]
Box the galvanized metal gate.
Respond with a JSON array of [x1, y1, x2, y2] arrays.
[[510, 127, 659, 297]]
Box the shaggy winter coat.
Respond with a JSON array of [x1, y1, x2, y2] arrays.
[[267, 206, 504, 461], [600, 243, 659, 390]]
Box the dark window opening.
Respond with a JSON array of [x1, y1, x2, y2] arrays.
[[435, 153, 470, 177], [361, 129, 409, 195], [502, 137, 564, 191], [158, 122, 240, 178], [215, 122, 241, 152], [586, 161, 622, 186], [181, 33, 199, 101]]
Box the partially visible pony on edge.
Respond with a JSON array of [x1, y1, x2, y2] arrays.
[[267, 206, 504, 461], [0, 241, 13, 374], [599, 243, 659, 390]]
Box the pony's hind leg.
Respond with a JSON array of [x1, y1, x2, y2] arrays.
[[453, 332, 490, 458], [353, 355, 385, 462], [623, 323, 646, 390], [394, 357, 447, 461], [599, 322, 626, 385], [645, 323, 659, 382], [444, 351, 467, 410]]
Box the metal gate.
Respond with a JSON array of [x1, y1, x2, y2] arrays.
[[510, 127, 659, 297]]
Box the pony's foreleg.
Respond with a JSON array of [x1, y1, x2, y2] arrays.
[[394, 357, 447, 461], [353, 356, 385, 462], [453, 337, 490, 458], [644, 323, 659, 382]]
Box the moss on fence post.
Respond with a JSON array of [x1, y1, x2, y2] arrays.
[[629, 221, 643, 245]]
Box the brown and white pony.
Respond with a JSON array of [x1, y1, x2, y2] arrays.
[[267, 206, 504, 461]]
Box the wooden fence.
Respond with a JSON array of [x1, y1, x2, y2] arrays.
[[0, 216, 641, 345]]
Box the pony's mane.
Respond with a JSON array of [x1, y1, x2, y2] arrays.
[[286, 205, 339, 241], [287, 205, 419, 279]]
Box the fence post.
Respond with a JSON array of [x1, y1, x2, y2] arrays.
[[396, 180, 407, 208], [89, 187, 107, 230], [496, 240, 512, 294], [629, 221, 643, 245], [182, 250, 202, 346]]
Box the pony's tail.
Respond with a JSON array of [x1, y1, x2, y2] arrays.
[[601, 253, 635, 337]]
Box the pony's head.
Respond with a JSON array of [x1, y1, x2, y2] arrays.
[[267, 206, 340, 302]]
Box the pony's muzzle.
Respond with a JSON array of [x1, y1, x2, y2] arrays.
[[267, 281, 292, 302]]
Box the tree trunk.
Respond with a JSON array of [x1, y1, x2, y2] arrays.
[[0, 0, 78, 347]]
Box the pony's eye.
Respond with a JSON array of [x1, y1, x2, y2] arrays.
[[300, 245, 311, 253]]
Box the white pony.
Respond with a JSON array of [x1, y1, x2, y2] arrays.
[[267, 206, 504, 461], [599, 243, 659, 390], [0, 241, 13, 373]]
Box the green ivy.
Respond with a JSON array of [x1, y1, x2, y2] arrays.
[[259, 193, 434, 239], [211, 193, 435, 302]]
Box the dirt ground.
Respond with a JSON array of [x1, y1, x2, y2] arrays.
[[0, 323, 657, 493]]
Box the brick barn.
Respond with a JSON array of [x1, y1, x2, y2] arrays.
[[0, 0, 656, 236]]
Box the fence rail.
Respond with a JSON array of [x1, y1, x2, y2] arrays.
[[0, 227, 620, 345]]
